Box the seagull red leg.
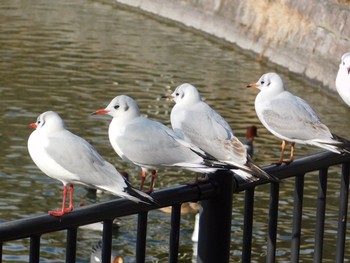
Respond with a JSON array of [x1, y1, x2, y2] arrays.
[[140, 169, 147, 191], [283, 142, 295, 164], [273, 140, 287, 165], [64, 184, 74, 213], [148, 170, 156, 193], [49, 185, 68, 217], [273, 141, 295, 165]]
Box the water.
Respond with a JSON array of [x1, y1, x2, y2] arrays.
[[0, 0, 349, 262]]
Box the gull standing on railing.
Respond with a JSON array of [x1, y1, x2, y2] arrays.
[[247, 72, 350, 165], [28, 111, 154, 217], [164, 83, 278, 182], [92, 95, 237, 192]]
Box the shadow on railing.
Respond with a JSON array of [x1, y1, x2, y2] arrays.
[[0, 151, 349, 263]]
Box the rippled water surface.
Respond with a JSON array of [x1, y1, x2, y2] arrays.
[[0, 0, 350, 262]]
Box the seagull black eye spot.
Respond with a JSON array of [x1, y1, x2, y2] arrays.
[[261, 81, 265, 85], [175, 93, 179, 96], [114, 105, 119, 109]]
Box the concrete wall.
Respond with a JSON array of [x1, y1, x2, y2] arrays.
[[114, 0, 350, 91]]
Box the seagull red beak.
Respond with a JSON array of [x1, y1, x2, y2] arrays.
[[161, 94, 174, 100], [92, 109, 110, 115], [247, 83, 258, 89], [28, 123, 37, 129]]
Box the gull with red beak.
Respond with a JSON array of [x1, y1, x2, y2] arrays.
[[28, 111, 154, 217], [92, 95, 236, 192], [247, 72, 350, 165], [336, 52, 350, 107]]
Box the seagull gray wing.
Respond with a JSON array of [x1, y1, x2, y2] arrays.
[[259, 92, 332, 141], [45, 130, 127, 189], [113, 118, 204, 167]]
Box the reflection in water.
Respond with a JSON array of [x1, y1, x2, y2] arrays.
[[0, 0, 349, 262]]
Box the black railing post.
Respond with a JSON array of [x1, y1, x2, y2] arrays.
[[336, 162, 350, 263], [136, 212, 148, 263], [169, 204, 181, 263], [29, 235, 41, 263], [65, 227, 77, 263], [242, 187, 255, 262], [314, 168, 328, 263], [101, 219, 113, 263], [291, 174, 305, 263], [197, 170, 234, 263], [267, 182, 279, 263]]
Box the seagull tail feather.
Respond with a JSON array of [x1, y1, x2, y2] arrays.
[[245, 157, 280, 182], [123, 181, 156, 205], [325, 133, 350, 154]]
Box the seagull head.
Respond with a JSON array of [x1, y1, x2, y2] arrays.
[[29, 111, 66, 132], [93, 95, 141, 119], [247, 72, 285, 95], [340, 53, 350, 75], [167, 83, 202, 105]]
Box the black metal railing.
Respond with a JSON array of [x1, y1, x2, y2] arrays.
[[0, 151, 349, 263]]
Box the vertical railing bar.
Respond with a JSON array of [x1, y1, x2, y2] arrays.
[[314, 167, 328, 263], [267, 182, 279, 263], [0, 242, 3, 263], [29, 235, 41, 263], [197, 170, 234, 263], [101, 219, 113, 263], [335, 162, 350, 263], [65, 227, 77, 263], [242, 187, 255, 263], [136, 211, 148, 263], [169, 204, 181, 263], [291, 174, 305, 263]]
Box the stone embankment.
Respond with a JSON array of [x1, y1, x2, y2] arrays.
[[115, 0, 350, 91]]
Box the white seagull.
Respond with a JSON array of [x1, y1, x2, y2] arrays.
[[336, 52, 350, 107], [92, 95, 234, 192], [165, 83, 278, 182], [28, 111, 154, 217], [247, 72, 350, 164]]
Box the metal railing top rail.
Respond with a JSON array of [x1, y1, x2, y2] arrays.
[[236, 150, 350, 190], [0, 178, 218, 242], [0, 150, 349, 243]]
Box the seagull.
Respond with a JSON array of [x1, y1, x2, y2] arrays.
[[27, 111, 154, 217], [92, 95, 234, 192], [247, 72, 350, 164], [336, 52, 350, 107], [164, 83, 278, 182]]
